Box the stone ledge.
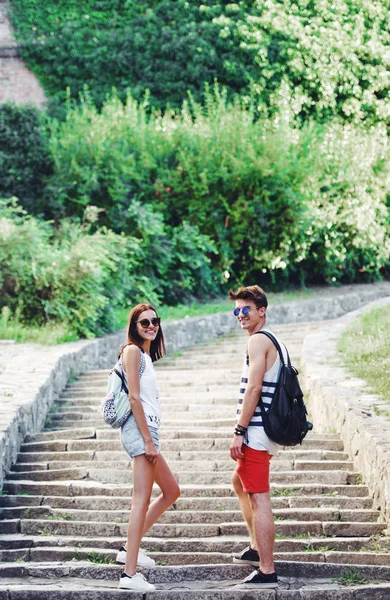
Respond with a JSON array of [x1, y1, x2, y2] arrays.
[[301, 296, 390, 522], [0, 46, 19, 58], [1, 282, 390, 494]]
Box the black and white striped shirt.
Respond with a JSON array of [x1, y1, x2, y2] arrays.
[[236, 328, 287, 454]]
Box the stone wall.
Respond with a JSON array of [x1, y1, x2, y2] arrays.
[[301, 296, 390, 521], [0, 2, 46, 107], [1, 282, 390, 492]]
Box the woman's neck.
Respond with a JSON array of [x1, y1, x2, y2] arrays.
[[142, 340, 151, 355]]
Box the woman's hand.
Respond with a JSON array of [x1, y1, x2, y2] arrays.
[[230, 434, 245, 461], [144, 439, 158, 465]]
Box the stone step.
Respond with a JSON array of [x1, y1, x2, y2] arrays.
[[2, 560, 390, 587], [16, 449, 351, 463], [10, 459, 355, 474], [45, 418, 235, 429], [3, 579, 390, 599], [19, 518, 385, 538], [6, 468, 359, 486], [0, 493, 374, 513], [52, 405, 237, 416], [4, 533, 388, 554], [3, 481, 371, 499], [20, 437, 346, 453], [9, 506, 379, 525], [3, 545, 390, 568]]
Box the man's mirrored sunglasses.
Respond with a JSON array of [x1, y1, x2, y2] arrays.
[[233, 306, 250, 317], [136, 317, 161, 328]]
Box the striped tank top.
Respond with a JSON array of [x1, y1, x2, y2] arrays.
[[236, 328, 288, 455]]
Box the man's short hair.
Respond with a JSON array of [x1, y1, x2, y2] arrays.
[[228, 285, 268, 309]]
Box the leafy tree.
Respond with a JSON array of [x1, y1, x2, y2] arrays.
[[9, 0, 390, 124], [0, 104, 53, 215]]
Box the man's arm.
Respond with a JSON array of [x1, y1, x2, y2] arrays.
[[230, 334, 270, 460]]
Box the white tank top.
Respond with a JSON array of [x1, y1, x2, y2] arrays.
[[236, 328, 287, 455], [140, 354, 161, 428], [120, 350, 161, 428]]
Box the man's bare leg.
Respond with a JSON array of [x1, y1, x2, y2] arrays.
[[249, 491, 275, 573], [232, 470, 256, 550]]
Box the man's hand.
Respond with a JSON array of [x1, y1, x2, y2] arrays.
[[230, 434, 245, 461]]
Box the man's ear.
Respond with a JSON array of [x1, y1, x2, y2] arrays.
[[258, 306, 266, 317]]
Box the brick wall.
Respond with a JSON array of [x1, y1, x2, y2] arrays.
[[0, 2, 46, 107]]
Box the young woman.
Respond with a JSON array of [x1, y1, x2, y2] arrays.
[[116, 303, 180, 592]]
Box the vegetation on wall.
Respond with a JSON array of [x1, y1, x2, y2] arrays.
[[0, 104, 53, 215], [9, 0, 390, 124]]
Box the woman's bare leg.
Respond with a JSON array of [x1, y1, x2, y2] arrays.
[[124, 454, 155, 575], [124, 454, 180, 555], [142, 453, 180, 532]]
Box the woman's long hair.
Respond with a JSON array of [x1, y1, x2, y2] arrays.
[[120, 303, 166, 362]]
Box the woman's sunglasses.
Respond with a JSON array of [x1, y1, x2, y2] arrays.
[[136, 317, 161, 329], [233, 306, 250, 317]]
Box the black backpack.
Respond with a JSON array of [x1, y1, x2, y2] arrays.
[[254, 330, 312, 446]]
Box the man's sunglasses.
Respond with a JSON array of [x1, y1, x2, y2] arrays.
[[233, 306, 250, 317], [136, 317, 161, 329]]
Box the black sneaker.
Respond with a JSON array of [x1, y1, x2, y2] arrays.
[[242, 569, 278, 588], [232, 545, 260, 566]]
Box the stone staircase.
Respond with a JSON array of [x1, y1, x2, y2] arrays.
[[1, 323, 390, 597]]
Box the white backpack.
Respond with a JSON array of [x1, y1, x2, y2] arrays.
[[101, 348, 146, 428]]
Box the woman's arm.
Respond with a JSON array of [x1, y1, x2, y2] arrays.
[[122, 345, 157, 464]]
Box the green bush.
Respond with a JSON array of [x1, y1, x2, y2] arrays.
[[301, 121, 390, 284], [0, 104, 53, 215], [9, 0, 390, 124], [46, 91, 390, 286], [0, 200, 156, 337]]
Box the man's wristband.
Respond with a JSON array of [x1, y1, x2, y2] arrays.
[[234, 424, 247, 436]]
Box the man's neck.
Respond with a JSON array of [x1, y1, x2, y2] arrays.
[[249, 318, 266, 336]]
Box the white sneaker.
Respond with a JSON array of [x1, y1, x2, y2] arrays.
[[119, 572, 156, 592], [116, 546, 156, 568]]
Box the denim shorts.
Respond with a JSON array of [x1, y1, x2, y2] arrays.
[[120, 414, 160, 459]]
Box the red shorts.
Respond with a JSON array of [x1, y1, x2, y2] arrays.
[[236, 445, 271, 493]]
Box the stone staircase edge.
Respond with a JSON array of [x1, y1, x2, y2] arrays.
[[301, 295, 390, 522]]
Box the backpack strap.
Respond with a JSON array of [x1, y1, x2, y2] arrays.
[[113, 367, 128, 395], [117, 346, 146, 394], [254, 330, 291, 368]]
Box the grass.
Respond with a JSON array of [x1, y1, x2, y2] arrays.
[[0, 287, 316, 345], [338, 304, 390, 410], [272, 487, 302, 497], [304, 543, 335, 552], [115, 288, 315, 327], [72, 551, 115, 564], [44, 512, 71, 521], [331, 567, 366, 586], [0, 312, 78, 345]]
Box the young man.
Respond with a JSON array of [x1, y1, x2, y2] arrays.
[[229, 284, 287, 588]]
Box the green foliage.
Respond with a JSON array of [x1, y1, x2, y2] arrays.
[[0, 199, 156, 337], [72, 551, 115, 564], [338, 304, 390, 407], [0, 104, 53, 214], [46, 91, 390, 287], [332, 567, 366, 586], [9, 0, 390, 125]]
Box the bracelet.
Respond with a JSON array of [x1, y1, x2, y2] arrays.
[[234, 424, 247, 436]]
